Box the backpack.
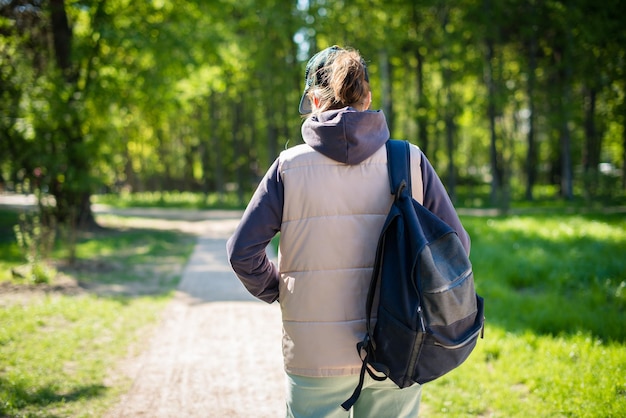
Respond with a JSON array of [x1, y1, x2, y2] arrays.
[[342, 139, 485, 411]]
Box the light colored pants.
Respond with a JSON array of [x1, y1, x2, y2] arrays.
[[285, 372, 422, 418]]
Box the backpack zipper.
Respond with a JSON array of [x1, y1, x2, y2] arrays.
[[417, 305, 427, 332], [426, 268, 472, 294], [433, 326, 483, 349]]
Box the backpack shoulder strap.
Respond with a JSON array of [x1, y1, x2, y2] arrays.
[[386, 139, 412, 199], [364, 140, 412, 327], [364, 140, 413, 338], [342, 140, 414, 412]]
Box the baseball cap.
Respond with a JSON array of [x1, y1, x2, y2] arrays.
[[299, 45, 373, 115], [298, 45, 370, 114], [298, 45, 341, 114]]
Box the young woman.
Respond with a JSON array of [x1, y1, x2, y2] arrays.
[[227, 45, 470, 418]]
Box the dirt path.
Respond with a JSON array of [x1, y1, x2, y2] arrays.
[[98, 213, 286, 417]]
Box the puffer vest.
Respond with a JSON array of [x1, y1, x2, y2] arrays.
[[277, 142, 424, 377]]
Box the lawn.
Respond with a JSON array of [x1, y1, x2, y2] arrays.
[[0, 204, 625, 417], [0, 208, 196, 417]]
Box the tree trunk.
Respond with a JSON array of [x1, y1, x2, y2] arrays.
[[379, 49, 393, 134], [266, 98, 279, 164], [622, 113, 626, 191], [211, 94, 225, 201], [233, 98, 245, 205], [49, 0, 97, 230], [485, 40, 501, 206], [583, 87, 601, 197], [415, 48, 429, 156], [199, 100, 211, 196], [50, 0, 72, 76], [410, 4, 429, 157], [525, 34, 537, 201], [443, 67, 456, 202], [560, 115, 573, 200], [558, 19, 574, 200], [183, 128, 196, 190]]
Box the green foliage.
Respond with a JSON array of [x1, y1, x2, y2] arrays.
[[2, 0, 624, 216], [12, 211, 57, 284]]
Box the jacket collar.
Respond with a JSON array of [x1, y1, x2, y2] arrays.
[[301, 107, 390, 165]]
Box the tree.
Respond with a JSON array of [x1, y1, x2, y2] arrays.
[[1, 0, 109, 228], [2, 0, 624, 214]]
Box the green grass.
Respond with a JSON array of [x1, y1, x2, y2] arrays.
[[94, 190, 251, 210], [453, 184, 626, 210], [94, 189, 626, 213], [423, 330, 625, 417], [420, 212, 626, 417], [0, 209, 196, 417], [467, 213, 625, 342], [0, 209, 23, 282], [1, 205, 625, 417], [0, 294, 171, 417]]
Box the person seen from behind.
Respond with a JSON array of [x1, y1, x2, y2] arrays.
[[227, 45, 470, 418]]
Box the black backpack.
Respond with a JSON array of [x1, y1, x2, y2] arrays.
[[342, 139, 485, 411]]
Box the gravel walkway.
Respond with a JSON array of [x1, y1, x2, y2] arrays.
[[103, 214, 286, 417]]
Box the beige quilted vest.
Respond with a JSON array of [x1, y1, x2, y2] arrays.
[[278, 143, 423, 377]]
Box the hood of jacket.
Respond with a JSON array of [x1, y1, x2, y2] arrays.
[[301, 107, 390, 165]]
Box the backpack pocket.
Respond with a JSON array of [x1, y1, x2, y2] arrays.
[[419, 232, 477, 327], [372, 303, 425, 388], [414, 294, 484, 384]]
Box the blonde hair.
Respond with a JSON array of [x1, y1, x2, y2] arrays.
[[308, 49, 370, 114]]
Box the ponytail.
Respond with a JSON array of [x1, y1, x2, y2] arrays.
[[309, 49, 370, 114]]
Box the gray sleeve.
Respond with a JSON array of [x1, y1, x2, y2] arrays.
[[419, 152, 471, 254], [226, 158, 283, 303]]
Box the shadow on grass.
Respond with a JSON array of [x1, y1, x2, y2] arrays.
[[48, 225, 197, 301], [0, 206, 197, 303], [0, 376, 107, 418]]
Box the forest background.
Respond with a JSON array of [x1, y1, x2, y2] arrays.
[[1, 0, 625, 229], [1, 1, 626, 417]]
